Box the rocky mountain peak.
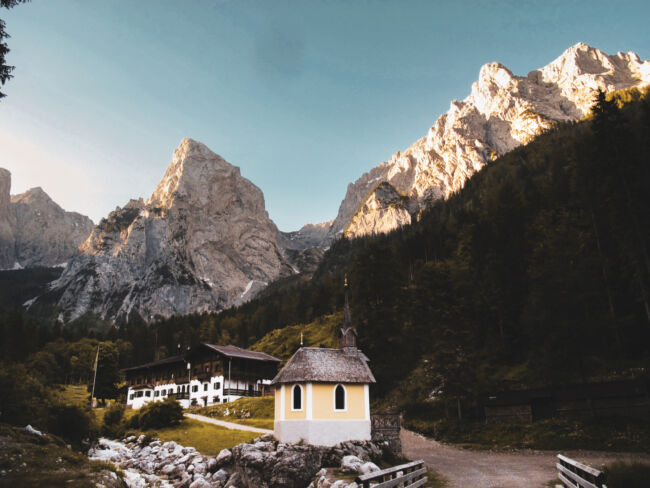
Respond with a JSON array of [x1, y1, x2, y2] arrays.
[[147, 138, 241, 210], [51, 139, 294, 322], [330, 43, 650, 241]]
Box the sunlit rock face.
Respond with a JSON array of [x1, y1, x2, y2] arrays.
[[345, 182, 411, 239], [52, 138, 294, 322], [327, 43, 650, 240], [0, 169, 94, 269]]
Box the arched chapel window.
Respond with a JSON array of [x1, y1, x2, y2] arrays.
[[292, 384, 302, 410], [335, 384, 346, 411]]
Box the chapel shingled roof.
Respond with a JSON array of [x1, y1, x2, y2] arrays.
[[271, 347, 376, 384]]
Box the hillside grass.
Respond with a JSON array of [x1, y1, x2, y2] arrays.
[[250, 312, 341, 364], [194, 396, 274, 429], [0, 423, 123, 488], [404, 414, 650, 452], [53, 384, 126, 424], [54, 384, 90, 407]]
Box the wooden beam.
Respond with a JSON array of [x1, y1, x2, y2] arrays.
[[371, 468, 427, 488], [356, 460, 424, 482], [557, 463, 600, 488], [557, 454, 603, 480]]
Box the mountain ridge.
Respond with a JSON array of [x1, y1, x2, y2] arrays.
[[326, 43, 650, 240], [0, 170, 94, 269]]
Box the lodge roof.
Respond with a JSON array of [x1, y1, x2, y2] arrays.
[[202, 344, 280, 362], [122, 344, 280, 373], [271, 347, 376, 385], [122, 355, 186, 372]]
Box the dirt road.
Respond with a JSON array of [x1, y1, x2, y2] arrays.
[[401, 429, 650, 487]]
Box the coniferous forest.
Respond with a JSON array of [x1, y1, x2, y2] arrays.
[[1, 88, 650, 425]]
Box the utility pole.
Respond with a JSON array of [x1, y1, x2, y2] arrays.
[[228, 358, 232, 403], [90, 344, 100, 407]]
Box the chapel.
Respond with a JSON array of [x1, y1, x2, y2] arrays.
[[272, 281, 376, 446]]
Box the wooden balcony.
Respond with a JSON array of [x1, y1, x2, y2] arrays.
[[223, 388, 262, 397]]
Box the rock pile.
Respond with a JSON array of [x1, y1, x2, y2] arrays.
[[89, 434, 391, 488]]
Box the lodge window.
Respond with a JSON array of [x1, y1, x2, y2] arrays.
[[129, 394, 134, 400], [291, 384, 303, 411], [155, 391, 159, 397], [162, 389, 166, 396], [334, 384, 346, 411], [213, 382, 221, 390], [145, 391, 151, 397], [203, 383, 208, 391], [192, 385, 198, 392]]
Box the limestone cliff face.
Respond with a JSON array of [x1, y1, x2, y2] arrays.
[[52, 138, 294, 322], [330, 43, 650, 239], [0, 169, 94, 269], [0, 169, 16, 268], [12, 187, 94, 267], [344, 182, 411, 239]]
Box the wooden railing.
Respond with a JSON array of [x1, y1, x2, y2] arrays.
[[356, 460, 427, 488], [556, 454, 607, 488], [223, 388, 262, 397]]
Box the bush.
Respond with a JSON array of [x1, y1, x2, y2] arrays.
[[603, 461, 650, 488], [102, 402, 126, 438], [0, 363, 50, 427], [46, 404, 97, 445], [103, 403, 125, 426], [135, 398, 183, 430]]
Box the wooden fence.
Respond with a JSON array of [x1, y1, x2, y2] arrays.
[[370, 413, 402, 454], [556, 454, 607, 488], [355, 460, 427, 488]]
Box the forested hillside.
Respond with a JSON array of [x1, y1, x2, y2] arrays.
[[1, 89, 649, 416]]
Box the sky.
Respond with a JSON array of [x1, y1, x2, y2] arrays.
[[0, 0, 648, 231]]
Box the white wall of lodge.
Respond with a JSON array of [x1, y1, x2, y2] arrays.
[[126, 375, 272, 410]]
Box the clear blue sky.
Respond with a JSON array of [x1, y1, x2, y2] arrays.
[[1, 0, 648, 231]]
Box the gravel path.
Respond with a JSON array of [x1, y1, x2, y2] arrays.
[[185, 413, 273, 434], [401, 429, 650, 488]]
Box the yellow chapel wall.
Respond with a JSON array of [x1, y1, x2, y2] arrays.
[[274, 386, 281, 420], [312, 383, 366, 420]]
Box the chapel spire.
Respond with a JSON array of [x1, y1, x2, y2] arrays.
[[340, 275, 358, 351]]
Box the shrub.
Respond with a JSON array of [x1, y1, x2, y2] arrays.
[[46, 404, 97, 445], [603, 461, 650, 488], [0, 363, 50, 427], [103, 403, 125, 426], [102, 402, 126, 438], [135, 398, 183, 430]]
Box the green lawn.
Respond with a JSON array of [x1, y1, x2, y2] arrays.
[[137, 418, 257, 456], [194, 396, 274, 430]]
